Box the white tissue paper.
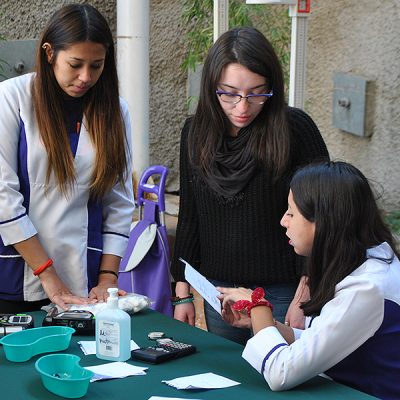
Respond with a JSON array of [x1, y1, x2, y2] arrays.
[[42, 293, 152, 315]]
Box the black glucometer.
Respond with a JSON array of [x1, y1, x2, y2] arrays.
[[42, 307, 95, 335], [0, 314, 34, 336]]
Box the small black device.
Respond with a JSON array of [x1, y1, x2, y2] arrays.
[[0, 314, 34, 336], [131, 338, 196, 364], [42, 308, 95, 335]]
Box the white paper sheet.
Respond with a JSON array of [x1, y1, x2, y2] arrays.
[[78, 340, 139, 355], [85, 361, 148, 382], [162, 372, 240, 390], [148, 397, 203, 400], [181, 258, 222, 315]]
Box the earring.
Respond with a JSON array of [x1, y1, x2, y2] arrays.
[[42, 42, 53, 63]]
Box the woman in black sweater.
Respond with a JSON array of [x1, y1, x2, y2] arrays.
[[171, 27, 329, 345]]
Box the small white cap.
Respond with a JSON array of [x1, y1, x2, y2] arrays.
[[107, 288, 119, 298]]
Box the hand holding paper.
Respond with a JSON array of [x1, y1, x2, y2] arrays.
[[181, 258, 221, 315]]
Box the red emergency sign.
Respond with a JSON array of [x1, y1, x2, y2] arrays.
[[297, 0, 310, 13]]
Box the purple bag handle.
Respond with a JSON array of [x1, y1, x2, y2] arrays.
[[137, 165, 168, 212]]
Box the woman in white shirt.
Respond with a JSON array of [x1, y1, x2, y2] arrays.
[[0, 4, 134, 313], [219, 161, 400, 400]]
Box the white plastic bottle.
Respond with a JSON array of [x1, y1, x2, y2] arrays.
[[95, 288, 131, 361]]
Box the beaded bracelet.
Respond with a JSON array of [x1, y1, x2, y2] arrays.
[[232, 287, 274, 317], [172, 297, 195, 306], [171, 293, 194, 306]]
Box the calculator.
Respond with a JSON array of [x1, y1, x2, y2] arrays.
[[131, 338, 196, 364]]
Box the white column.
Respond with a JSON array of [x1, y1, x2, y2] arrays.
[[288, 5, 309, 109], [213, 0, 229, 42], [245, 0, 309, 109], [117, 0, 150, 177]]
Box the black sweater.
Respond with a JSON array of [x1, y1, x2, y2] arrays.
[[171, 107, 329, 286]]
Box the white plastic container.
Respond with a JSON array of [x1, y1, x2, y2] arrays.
[[95, 288, 131, 361]]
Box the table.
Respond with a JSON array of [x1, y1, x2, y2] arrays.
[[0, 309, 377, 399]]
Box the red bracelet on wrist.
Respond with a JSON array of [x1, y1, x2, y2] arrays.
[[232, 287, 274, 317], [33, 259, 53, 276], [246, 300, 274, 317]]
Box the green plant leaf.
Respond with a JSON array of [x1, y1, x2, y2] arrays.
[[385, 211, 400, 236], [181, 0, 290, 91]]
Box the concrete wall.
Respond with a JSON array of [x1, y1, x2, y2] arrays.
[[1, 1, 399, 210], [0, 1, 116, 38], [148, 0, 188, 191], [306, 1, 400, 211]]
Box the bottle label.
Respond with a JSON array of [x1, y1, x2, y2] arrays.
[[98, 320, 120, 357]]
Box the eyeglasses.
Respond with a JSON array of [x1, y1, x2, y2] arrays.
[[216, 89, 273, 104]]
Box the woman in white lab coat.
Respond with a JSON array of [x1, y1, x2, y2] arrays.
[[0, 4, 134, 313], [219, 161, 400, 400]]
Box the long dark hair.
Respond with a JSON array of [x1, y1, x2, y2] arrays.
[[188, 27, 290, 179], [32, 3, 129, 199], [290, 161, 399, 316]]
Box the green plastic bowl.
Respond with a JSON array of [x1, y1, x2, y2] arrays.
[[0, 326, 75, 362], [35, 354, 93, 398]]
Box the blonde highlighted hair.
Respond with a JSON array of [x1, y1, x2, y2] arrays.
[[32, 3, 129, 199]]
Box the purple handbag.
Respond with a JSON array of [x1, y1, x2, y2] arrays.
[[119, 165, 173, 316]]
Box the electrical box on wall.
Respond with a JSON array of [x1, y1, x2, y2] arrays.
[[0, 40, 37, 82], [332, 72, 374, 137]]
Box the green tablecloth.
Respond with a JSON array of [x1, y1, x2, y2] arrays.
[[0, 309, 377, 399]]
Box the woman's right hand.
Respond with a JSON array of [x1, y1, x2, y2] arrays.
[[218, 286, 253, 329], [14, 235, 94, 310], [173, 302, 195, 326], [39, 267, 95, 311]]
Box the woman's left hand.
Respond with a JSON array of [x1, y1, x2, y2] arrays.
[[284, 275, 309, 329], [90, 255, 126, 302], [284, 299, 305, 329], [89, 281, 127, 302]]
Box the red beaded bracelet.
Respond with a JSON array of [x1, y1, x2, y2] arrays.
[[246, 300, 274, 317], [33, 259, 53, 276], [232, 287, 274, 317]]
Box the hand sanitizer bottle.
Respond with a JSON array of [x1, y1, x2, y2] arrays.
[[96, 288, 131, 361]]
